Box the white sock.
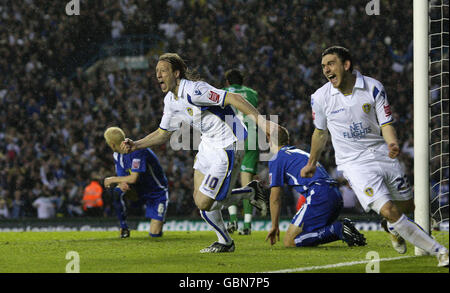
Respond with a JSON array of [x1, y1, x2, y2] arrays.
[[221, 186, 254, 208], [387, 214, 444, 256], [231, 186, 254, 198], [200, 209, 232, 245], [209, 201, 224, 211], [228, 205, 237, 217], [244, 213, 252, 224], [209, 186, 254, 211]]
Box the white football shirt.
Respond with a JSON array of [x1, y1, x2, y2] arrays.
[[311, 70, 394, 165], [159, 79, 247, 148]]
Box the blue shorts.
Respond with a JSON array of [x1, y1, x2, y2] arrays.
[[139, 190, 169, 221], [291, 184, 343, 236]]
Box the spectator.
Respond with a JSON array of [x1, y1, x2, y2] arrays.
[[66, 182, 84, 217], [158, 17, 181, 40], [111, 12, 125, 39], [82, 173, 104, 217], [401, 136, 414, 158], [339, 180, 363, 214], [32, 192, 56, 219], [0, 197, 10, 219], [11, 190, 25, 219]]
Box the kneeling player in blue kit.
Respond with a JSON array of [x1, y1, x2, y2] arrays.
[[265, 126, 366, 247], [103, 127, 169, 238]]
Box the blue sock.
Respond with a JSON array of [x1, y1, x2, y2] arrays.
[[333, 221, 344, 239], [112, 188, 128, 229], [119, 220, 128, 230], [296, 221, 343, 247]]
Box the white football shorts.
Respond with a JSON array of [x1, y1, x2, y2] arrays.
[[194, 141, 243, 201], [337, 152, 412, 213]]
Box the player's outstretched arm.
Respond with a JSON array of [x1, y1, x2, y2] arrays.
[[301, 128, 328, 178], [121, 128, 172, 153], [265, 187, 283, 245], [104, 172, 139, 188], [381, 124, 400, 158], [224, 92, 277, 137]]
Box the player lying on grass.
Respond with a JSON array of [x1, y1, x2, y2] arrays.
[[301, 45, 448, 267], [103, 127, 169, 239], [120, 53, 276, 253], [265, 126, 366, 248]]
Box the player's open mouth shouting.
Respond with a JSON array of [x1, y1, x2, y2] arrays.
[[159, 80, 167, 91], [156, 60, 178, 94], [321, 53, 343, 88], [327, 74, 338, 86]]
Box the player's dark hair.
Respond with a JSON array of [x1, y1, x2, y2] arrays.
[[159, 53, 202, 81], [275, 126, 290, 146], [225, 69, 244, 85], [321, 46, 353, 72]]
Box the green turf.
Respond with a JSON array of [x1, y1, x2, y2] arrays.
[[0, 231, 448, 273]]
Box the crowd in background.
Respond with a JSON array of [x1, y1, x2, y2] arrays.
[[0, 0, 445, 221]]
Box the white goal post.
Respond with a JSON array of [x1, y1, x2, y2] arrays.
[[413, 0, 430, 256], [414, 0, 449, 255]]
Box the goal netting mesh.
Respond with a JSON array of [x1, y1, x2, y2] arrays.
[[429, 0, 449, 246]]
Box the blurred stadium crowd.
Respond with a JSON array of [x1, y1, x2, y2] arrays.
[[0, 0, 443, 220]]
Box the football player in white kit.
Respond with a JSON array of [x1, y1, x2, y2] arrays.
[[120, 53, 275, 253], [301, 46, 448, 267]]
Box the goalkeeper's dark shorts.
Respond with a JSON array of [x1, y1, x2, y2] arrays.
[[240, 150, 259, 175]]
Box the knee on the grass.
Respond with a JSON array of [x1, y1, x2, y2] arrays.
[[284, 225, 301, 247], [283, 235, 297, 247]]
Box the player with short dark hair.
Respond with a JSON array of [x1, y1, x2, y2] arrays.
[[321, 46, 354, 72], [103, 127, 169, 238], [301, 46, 448, 267], [265, 126, 366, 248], [223, 69, 260, 235]]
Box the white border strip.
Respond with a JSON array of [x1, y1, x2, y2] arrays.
[[260, 255, 417, 273]]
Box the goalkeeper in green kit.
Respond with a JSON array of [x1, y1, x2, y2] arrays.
[[223, 69, 260, 235]]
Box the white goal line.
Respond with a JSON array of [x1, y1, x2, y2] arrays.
[[259, 255, 417, 273]]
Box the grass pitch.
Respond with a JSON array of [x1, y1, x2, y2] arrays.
[[0, 230, 448, 273]]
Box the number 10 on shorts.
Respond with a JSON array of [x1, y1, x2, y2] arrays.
[[204, 174, 219, 190]]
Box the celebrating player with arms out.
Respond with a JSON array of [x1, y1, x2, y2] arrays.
[[103, 127, 169, 238], [223, 69, 260, 235], [301, 46, 448, 267], [121, 53, 276, 253], [265, 126, 366, 248]]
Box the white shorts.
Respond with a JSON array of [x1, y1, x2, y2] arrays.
[[194, 141, 243, 201], [338, 156, 412, 213]]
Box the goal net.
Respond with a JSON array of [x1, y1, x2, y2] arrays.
[[429, 0, 449, 247]]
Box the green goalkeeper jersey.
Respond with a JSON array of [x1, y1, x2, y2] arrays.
[[223, 84, 258, 151]]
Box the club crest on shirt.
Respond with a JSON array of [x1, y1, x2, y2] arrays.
[[132, 158, 141, 169], [362, 103, 371, 114], [364, 187, 374, 197], [208, 91, 220, 103], [186, 107, 193, 116]]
